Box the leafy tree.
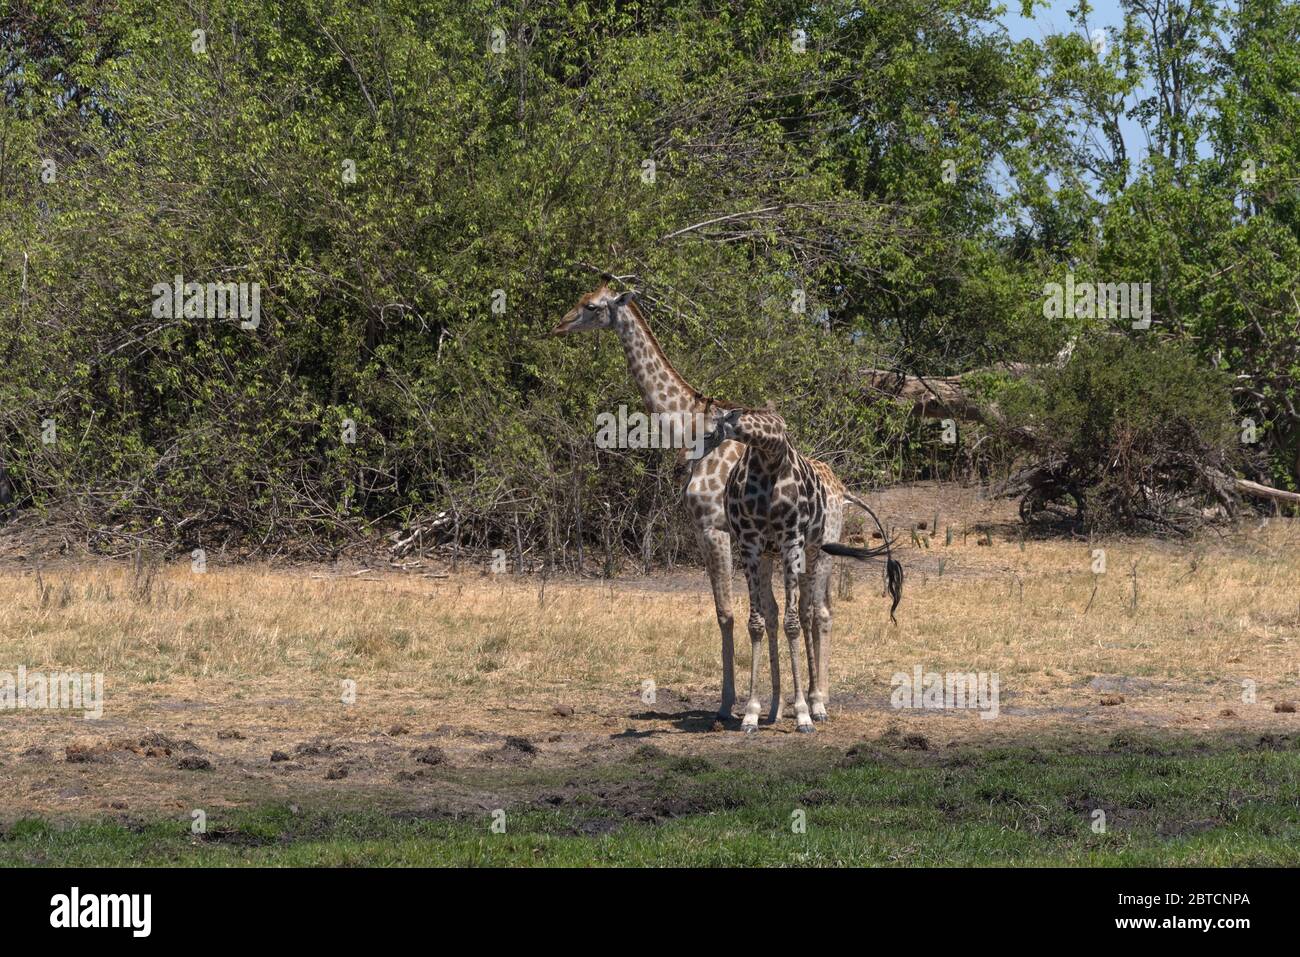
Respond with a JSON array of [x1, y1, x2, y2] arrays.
[[0, 0, 1293, 558]]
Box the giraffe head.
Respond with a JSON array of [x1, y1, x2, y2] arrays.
[[699, 407, 788, 458], [550, 284, 636, 336]]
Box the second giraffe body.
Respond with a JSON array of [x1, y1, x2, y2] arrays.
[[701, 408, 902, 732]]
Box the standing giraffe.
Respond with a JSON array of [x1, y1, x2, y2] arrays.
[[550, 282, 896, 723], [699, 407, 903, 732]]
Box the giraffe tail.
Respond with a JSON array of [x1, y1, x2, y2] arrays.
[[825, 492, 904, 624]]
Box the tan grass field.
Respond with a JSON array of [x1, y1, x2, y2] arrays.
[[1, 504, 1298, 824]]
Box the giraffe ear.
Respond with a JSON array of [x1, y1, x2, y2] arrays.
[[614, 290, 636, 306]]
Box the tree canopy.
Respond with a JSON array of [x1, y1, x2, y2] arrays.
[[2, 0, 1297, 558]]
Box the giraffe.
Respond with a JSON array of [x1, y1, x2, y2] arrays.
[[550, 282, 897, 724], [699, 406, 903, 732]]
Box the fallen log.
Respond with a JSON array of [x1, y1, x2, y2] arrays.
[[857, 366, 1022, 424], [1231, 477, 1300, 506], [859, 364, 1300, 508]]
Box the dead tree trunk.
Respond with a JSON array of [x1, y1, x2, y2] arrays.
[[856, 363, 1300, 508]]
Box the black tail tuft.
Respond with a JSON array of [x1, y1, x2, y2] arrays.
[[821, 542, 904, 625], [885, 557, 903, 624]]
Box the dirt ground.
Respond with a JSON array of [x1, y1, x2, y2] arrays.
[[1, 482, 1298, 825]]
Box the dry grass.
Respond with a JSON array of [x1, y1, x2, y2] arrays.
[[0, 517, 1297, 821], [4, 523, 1298, 700]]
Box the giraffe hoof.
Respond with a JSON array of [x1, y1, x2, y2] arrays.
[[812, 712, 829, 722], [743, 724, 759, 734], [797, 723, 815, 734]]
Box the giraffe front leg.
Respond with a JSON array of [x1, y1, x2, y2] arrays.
[[783, 545, 814, 733], [798, 575, 815, 701], [759, 555, 782, 723], [698, 528, 736, 720], [741, 553, 767, 733]]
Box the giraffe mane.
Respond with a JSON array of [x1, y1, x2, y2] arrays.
[[587, 283, 730, 413], [621, 295, 693, 396], [571, 273, 767, 415]]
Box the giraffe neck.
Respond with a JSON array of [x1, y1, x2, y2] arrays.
[[611, 299, 705, 415], [749, 434, 791, 462]]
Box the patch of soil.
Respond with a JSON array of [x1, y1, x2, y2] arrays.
[[433, 725, 500, 742], [139, 732, 200, 755], [65, 743, 111, 764], [839, 743, 896, 768], [412, 747, 446, 766], [479, 736, 538, 765], [294, 739, 349, 758], [1086, 676, 1187, 696], [534, 777, 741, 826]]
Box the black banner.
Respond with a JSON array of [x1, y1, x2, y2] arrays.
[[0, 867, 1278, 942]]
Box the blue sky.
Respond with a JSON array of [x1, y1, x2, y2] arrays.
[[1001, 0, 1129, 46], [998, 0, 1151, 166]]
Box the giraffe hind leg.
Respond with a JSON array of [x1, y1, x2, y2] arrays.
[[740, 552, 768, 733], [808, 552, 834, 722]]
